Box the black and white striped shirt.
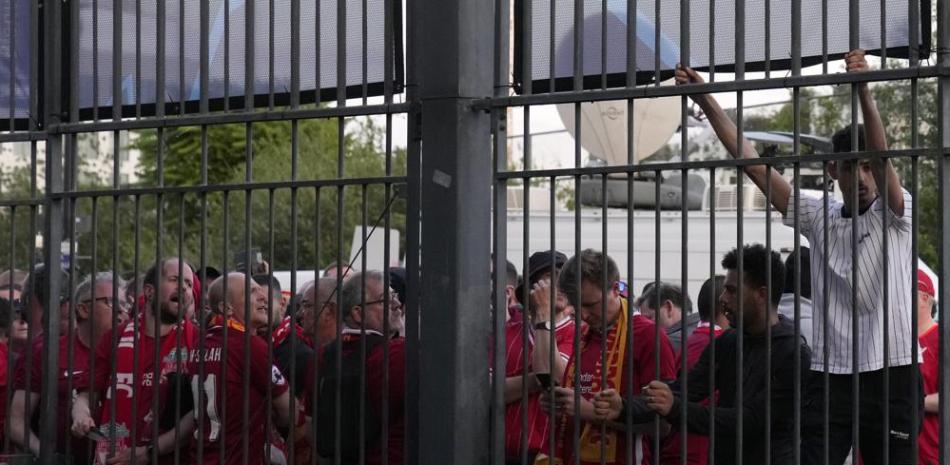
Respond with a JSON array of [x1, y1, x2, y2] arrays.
[[784, 188, 915, 374]]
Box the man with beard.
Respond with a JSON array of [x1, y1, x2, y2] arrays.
[[594, 244, 812, 465], [71, 258, 198, 465], [313, 270, 405, 465], [186, 273, 296, 465], [10, 273, 129, 463]]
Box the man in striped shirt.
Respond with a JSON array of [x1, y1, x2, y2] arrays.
[[676, 50, 918, 465]]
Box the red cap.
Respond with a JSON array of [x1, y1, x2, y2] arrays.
[[918, 269, 936, 298]]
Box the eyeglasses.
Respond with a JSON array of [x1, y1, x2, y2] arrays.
[[363, 293, 400, 307], [82, 297, 130, 311]]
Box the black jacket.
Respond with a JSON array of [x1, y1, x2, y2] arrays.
[[627, 314, 812, 465]]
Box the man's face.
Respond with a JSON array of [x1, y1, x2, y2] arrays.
[[831, 160, 877, 212], [639, 300, 682, 330], [81, 281, 130, 346], [227, 276, 269, 330], [352, 279, 403, 336], [151, 260, 195, 323], [720, 270, 765, 329], [579, 280, 619, 331]]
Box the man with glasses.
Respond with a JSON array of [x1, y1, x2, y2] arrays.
[[313, 270, 406, 465], [10, 272, 128, 463], [298, 278, 340, 349]]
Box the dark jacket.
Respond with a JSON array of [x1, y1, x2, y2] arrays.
[[627, 314, 812, 465], [666, 312, 702, 354]]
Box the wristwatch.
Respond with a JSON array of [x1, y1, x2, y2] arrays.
[[534, 321, 552, 331]]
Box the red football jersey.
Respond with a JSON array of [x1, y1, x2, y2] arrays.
[[186, 324, 290, 465], [13, 334, 92, 463], [79, 320, 196, 465], [503, 316, 578, 457], [560, 313, 678, 465], [918, 324, 939, 465]]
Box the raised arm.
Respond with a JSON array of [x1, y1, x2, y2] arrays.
[[847, 49, 904, 216], [675, 65, 793, 215]]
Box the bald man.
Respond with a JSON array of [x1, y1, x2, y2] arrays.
[[188, 273, 296, 465]]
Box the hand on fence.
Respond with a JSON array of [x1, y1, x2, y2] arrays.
[[845, 49, 868, 73], [674, 64, 705, 86], [642, 381, 674, 417], [71, 414, 96, 438], [593, 389, 623, 422]]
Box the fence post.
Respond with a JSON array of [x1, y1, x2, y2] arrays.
[[938, 0, 950, 462], [415, 0, 494, 460], [39, 0, 66, 460]]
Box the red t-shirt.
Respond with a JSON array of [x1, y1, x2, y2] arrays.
[[308, 331, 407, 465], [918, 324, 939, 465], [78, 320, 195, 465], [560, 313, 677, 465], [186, 325, 290, 465], [12, 334, 92, 463], [503, 316, 578, 457], [659, 323, 724, 465]]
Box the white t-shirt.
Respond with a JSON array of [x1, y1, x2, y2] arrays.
[[784, 188, 915, 373]]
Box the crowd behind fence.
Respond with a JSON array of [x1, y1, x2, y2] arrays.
[[2, 0, 950, 463]]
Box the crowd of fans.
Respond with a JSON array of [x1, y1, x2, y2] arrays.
[[0, 49, 939, 465]]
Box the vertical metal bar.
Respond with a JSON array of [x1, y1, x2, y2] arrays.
[[178, 0, 184, 113], [156, 0, 166, 117], [219, 191, 230, 465], [654, 170, 662, 465], [337, 0, 347, 105], [573, 0, 583, 91], [263, 188, 276, 465], [708, 166, 717, 465], [6, 0, 13, 125], [653, 0, 660, 84], [491, 0, 510, 456], [93, 0, 100, 120], [172, 195, 186, 465], [3, 209, 16, 452], [601, 0, 607, 89], [242, 121, 254, 465], [848, 2, 860, 459], [820, 0, 828, 73], [130, 193, 143, 463], [908, 0, 920, 457], [600, 174, 608, 465], [708, 0, 715, 80], [269, 0, 276, 108], [734, 0, 746, 455], [135, 0, 141, 116], [520, 106, 532, 465], [359, 186, 368, 465], [38, 0, 65, 456], [791, 0, 802, 462], [314, 0, 322, 106], [548, 175, 557, 463], [821, 157, 830, 465], [362, 0, 369, 102], [625, 0, 637, 457], [936, 0, 950, 461], [309, 186, 322, 465], [765, 156, 773, 465], [223, 0, 230, 110], [679, 0, 690, 461], [195, 125, 209, 465]]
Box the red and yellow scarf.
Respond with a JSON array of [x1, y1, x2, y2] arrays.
[[539, 298, 630, 465]]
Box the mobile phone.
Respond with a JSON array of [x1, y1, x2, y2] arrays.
[[86, 429, 107, 442], [535, 373, 558, 389]]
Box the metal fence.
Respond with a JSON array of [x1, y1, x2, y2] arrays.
[[0, 0, 949, 464]]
